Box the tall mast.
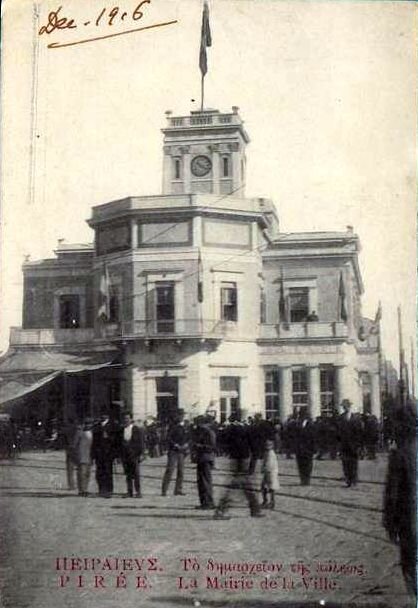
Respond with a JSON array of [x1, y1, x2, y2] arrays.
[[199, 1, 212, 111]]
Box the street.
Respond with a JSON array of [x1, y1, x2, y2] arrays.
[[0, 451, 413, 608]]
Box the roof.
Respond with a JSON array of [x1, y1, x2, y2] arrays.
[[270, 231, 358, 244]]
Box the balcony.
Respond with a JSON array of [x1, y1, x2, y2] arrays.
[[259, 322, 348, 341], [100, 319, 238, 341], [10, 327, 95, 346]]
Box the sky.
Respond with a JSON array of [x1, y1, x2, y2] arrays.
[[1, 0, 416, 376]]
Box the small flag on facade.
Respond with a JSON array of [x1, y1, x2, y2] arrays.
[[197, 250, 204, 303], [338, 271, 348, 322], [98, 264, 110, 321], [279, 269, 287, 322], [199, 1, 212, 77]]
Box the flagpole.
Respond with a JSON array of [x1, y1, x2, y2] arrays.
[[201, 74, 204, 111], [397, 305, 405, 405], [197, 248, 203, 333]]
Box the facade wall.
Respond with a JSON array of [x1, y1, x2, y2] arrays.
[[23, 271, 94, 329], [262, 257, 354, 325], [14, 109, 381, 422]]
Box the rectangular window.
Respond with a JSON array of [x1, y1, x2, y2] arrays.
[[292, 368, 308, 409], [260, 289, 266, 323], [289, 287, 309, 322], [219, 376, 240, 423], [155, 377, 178, 422], [320, 367, 336, 417], [174, 158, 181, 180], [265, 370, 280, 420], [221, 282, 238, 322], [223, 156, 230, 177], [59, 295, 80, 328], [360, 372, 372, 415], [155, 282, 175, 333]]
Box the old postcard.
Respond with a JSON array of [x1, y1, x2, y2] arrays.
[[0, 1, 416, 607]]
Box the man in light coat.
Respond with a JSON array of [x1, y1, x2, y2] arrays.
[[73, 419, 93, 497]]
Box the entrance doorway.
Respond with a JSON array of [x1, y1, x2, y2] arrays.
[[155, 376, 179, 422], [219, 377, 240, 423]]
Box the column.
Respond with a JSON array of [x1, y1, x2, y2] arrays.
[[181, 146, 191, 194], [212, 147, 220, 195], [370, 373, 381, 418], [131, 218, 138, 249], [308, 366, 321, 419], [280, 366, 293, 422], [162, 145, 172, 194], [336, 365, 349, 410], [228, 142, 240, 193]]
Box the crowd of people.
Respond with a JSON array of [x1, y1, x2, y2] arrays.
[[0, 399, 415, 596], [58, 399, 387, 506]]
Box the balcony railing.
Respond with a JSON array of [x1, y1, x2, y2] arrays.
[[259, 322, 348, 340], [101, 319, 238, 340], [10, 327, 95, 346], [167, 113, 240, 128], [10, 321, 349, 346]]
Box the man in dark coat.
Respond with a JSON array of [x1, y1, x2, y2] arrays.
[[338, 399, 363, 487], [92, 413, 118, 498], [364, 413, 379, 459], [283, 414, 297, 459], [294, 410, 316, 485], [248, 413, 274, 474], [193, 415, 217, 509], [161, 409, 189, 496], [119, 412, 146, 498], [214, 410, 263, 519], [383, 403, 416, 597]]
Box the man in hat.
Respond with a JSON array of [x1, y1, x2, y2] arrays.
[[338, 399, 362, 487], [73, 418, 94, 497], [118, 412, 146, 498], [214, 409, 264, 519], [383, 402, 416, 597], [193, 415, 217, 509], [294, 409, 316, 485], [92, 413, 118, 498], [161, 409, 190, 496]]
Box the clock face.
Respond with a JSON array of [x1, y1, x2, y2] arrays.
[[191, 155, 212, 177]]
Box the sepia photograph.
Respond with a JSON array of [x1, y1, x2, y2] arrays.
[[0, 0, 416, 607]]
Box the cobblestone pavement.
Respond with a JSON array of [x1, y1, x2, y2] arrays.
[[0, 451, 413, 608]]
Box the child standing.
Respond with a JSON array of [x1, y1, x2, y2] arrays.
[[261, 439, 280, 509]]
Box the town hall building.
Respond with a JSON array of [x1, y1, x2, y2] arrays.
[[0, 106, 381, 424]]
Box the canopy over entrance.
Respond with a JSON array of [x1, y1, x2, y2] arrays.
[[0, 347, 121, 411]]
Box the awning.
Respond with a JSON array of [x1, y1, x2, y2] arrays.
[[0, 347, 120, 375], [0, 347, 120, 407], [0, 372, 61, 409]]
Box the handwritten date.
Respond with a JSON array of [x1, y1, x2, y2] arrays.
[[38, 1, 151, 36]]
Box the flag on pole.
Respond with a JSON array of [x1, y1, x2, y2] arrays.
[[338, 271, 348, 322], [98, 264, 110, 322], [197, 249, 204, 303], [199, 1, 212, 76], [279, 268, 287, 322], [374, 301, 382, 324]]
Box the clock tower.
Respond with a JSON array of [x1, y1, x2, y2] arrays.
[[161, 106, 249, 197]]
